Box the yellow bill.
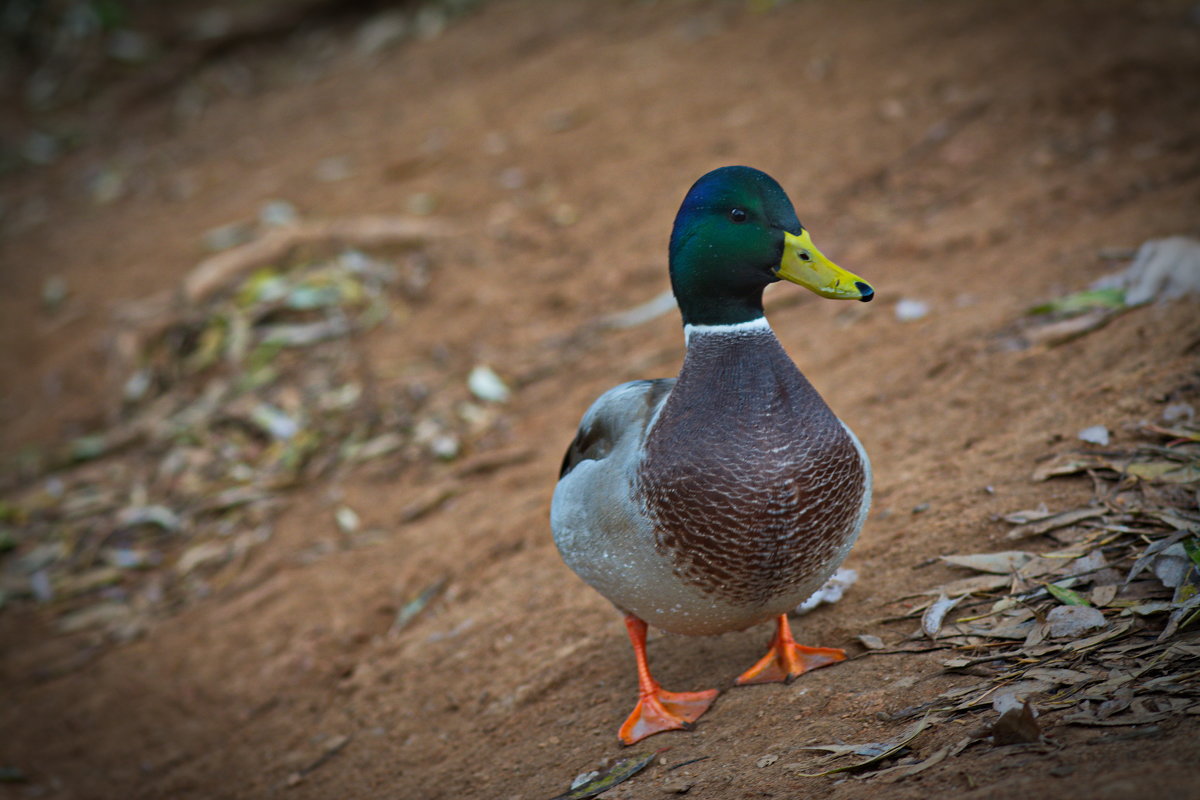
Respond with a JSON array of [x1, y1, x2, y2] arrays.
[[776, 230, 874, 302]]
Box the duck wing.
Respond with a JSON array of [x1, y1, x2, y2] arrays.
[[558, 378, 675, 480]]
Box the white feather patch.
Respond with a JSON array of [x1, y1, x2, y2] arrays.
[[684, 316, 771, 344]]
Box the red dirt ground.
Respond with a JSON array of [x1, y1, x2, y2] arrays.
[[2, 1, 1199, 798]]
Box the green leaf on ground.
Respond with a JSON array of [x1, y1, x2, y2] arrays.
[[1027, 287, 1126, 315], [550, 751, 658, 800], [1046, 582, 1091, 606]]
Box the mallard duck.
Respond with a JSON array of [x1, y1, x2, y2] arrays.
[[551, 166, 874, 745]]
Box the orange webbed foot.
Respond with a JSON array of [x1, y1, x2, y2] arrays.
[[618, 686, 719, 745], [617, 615, 719, 745], [734, 614, 845, 686]]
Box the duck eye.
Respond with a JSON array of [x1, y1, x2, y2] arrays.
[[729, 208, 747, 223]]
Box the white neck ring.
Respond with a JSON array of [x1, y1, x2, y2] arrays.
[[683, 317, 771, 344]]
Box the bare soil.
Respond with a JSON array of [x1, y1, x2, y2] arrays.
[[2, 1, 1200, 798]]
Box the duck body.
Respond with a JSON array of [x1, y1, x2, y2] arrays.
[[552, 320, 871, 636], [550, 166, 875, 744]]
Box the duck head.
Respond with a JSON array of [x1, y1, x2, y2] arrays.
[[668, 166, 873, 326]]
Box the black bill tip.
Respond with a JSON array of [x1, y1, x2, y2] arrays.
[[856, 282, 875, 302]]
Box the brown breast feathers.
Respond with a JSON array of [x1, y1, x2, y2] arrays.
[[635, 329, 865, 607]]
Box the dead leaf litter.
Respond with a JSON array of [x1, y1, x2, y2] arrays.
[[0, 219, 511, 648], [831, 417, 1200, 780]]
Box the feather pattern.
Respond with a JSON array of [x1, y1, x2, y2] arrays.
[[550, 322, 870, 636], [637, 325, 866, 606]]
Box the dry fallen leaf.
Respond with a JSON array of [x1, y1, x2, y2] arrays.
[[1090, 584, 1119, 606], [871, 737, 972, 783], [1032, 454, 1124, 482], [1022, 667, 1095, 686], [941, 551, 1035, 574], [1045, 605, 1108, 638], [1004, 506, 1107, 539], [786, 716, 935, 777], [1127, 460, 1200, 484], [989, 701, 1041, 745], [922, 593, 964, 639]]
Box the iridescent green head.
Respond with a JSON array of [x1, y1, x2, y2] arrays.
[[668, 166, 873, 326]]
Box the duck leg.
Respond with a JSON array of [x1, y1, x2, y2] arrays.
[[734, 613, 845, 686], [617, 615, 719, 745]]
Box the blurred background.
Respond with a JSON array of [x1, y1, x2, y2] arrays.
[[1, 2, 1198, 799]]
